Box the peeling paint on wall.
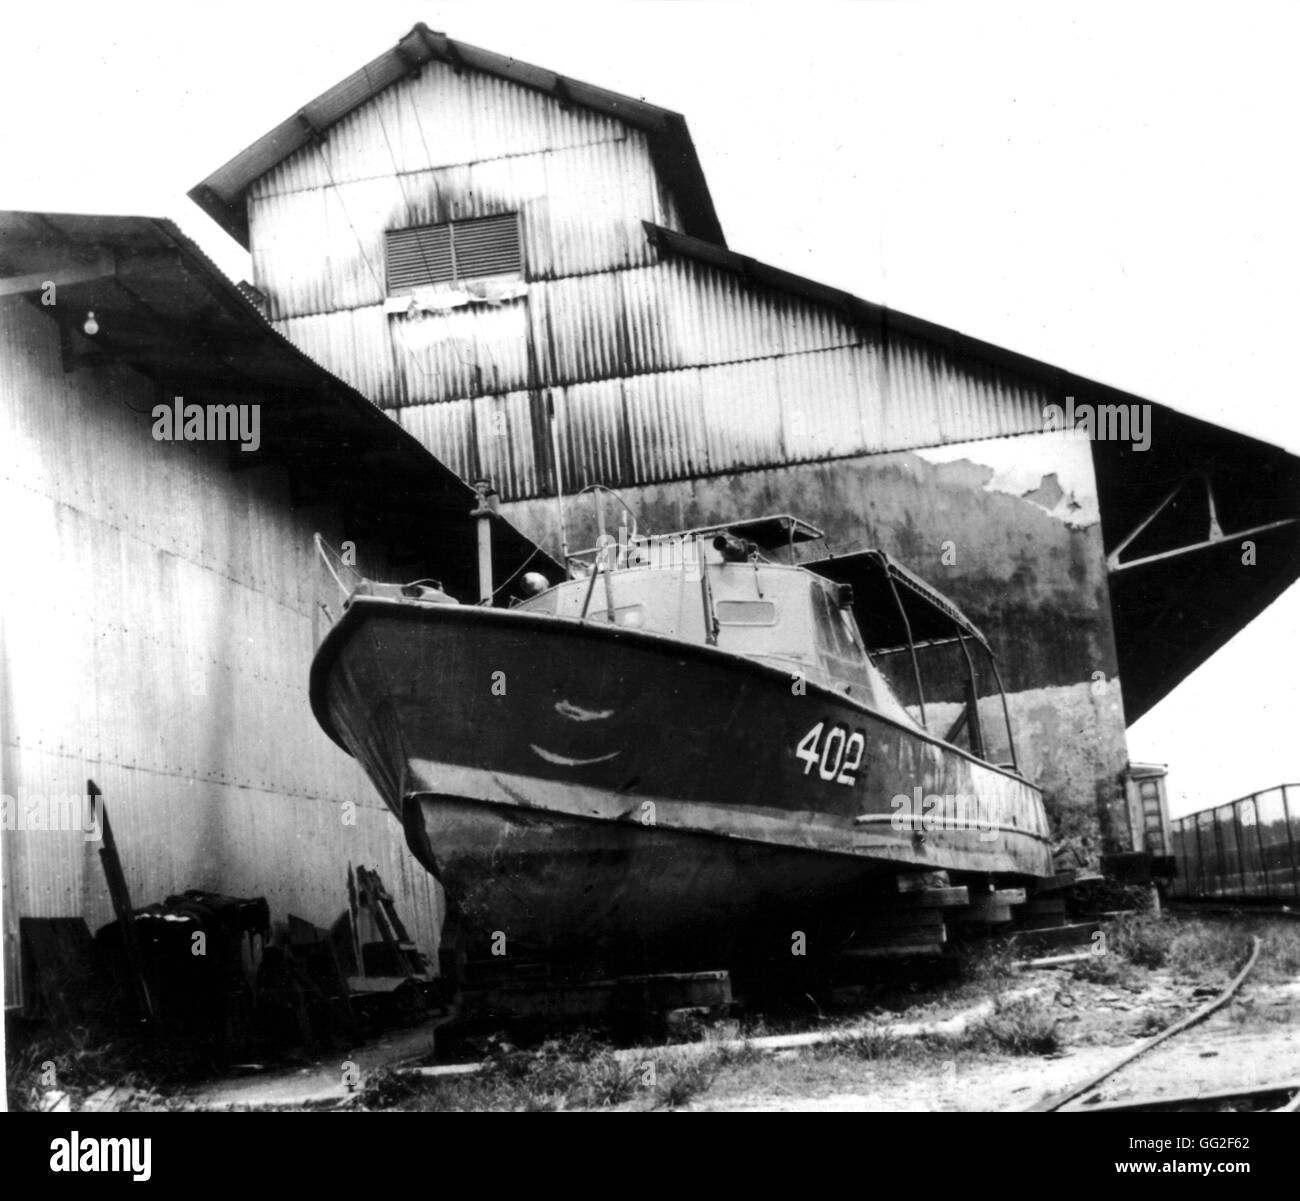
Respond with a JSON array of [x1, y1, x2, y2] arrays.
[[916, 430, 1100, 529]]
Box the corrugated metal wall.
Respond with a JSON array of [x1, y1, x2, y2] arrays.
[[246, 59, 1048, 507], [388, 334, 1047, 497], [0, 299, 443, 1007]]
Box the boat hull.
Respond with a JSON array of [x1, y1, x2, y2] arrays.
[[311, 597, 1053, 969]]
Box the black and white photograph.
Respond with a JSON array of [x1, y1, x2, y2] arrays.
[[2, 0, 1298, 1162]]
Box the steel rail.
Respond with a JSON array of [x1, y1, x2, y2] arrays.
[[1068, 1079, 1300, 1114], [1026, 935, 1262, 1112]]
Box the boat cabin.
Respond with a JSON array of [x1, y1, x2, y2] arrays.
[[514, 512, 1021, 771]]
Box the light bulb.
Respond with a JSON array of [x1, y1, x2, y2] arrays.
[[83, 311, 99, 336]]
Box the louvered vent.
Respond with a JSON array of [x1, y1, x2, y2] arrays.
[[385, 214, 521, 292]]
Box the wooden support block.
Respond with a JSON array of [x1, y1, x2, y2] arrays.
[[1029, 871, 1077, 895], [866, 911, 948, 931], [897, 871, 950, 893], [840, 943, 946, 960], [848, 926, 948, 948], [1026, 897, 1067, 913], [1006, 921, 1102, 949], [883, 886, 970, 910]]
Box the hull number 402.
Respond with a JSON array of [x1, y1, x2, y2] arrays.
[[795, 721, 866, 785]]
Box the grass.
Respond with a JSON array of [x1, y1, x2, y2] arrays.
[[1253, 919, 1300, 982], [652, 1053, 722, 1108], [359, 1031, 743, 1111], [1133, 1009, 1170, 1037], [5, 1025, 186, 1112], [1071, 912, 1254, 985], [20, 912, 1293, 1113], [843, 1026, 907, 1061], [968, 995, 1063, 1055]]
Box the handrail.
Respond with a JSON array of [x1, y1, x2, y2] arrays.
[[314, 532, 364, 599]]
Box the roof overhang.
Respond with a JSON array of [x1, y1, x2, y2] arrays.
[[190, 24, 724, 251], [0, 210, 559, 602], [807, 549, 990, 654], [645, 222, 1300, 721]]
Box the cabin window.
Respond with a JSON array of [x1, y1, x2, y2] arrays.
[[810, 585, 875, 688], [385, 214, 522, 293], [715, 600, 777, 626]]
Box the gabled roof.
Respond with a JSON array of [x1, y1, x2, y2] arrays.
[[0, 210, 559, 602], [190, 23, 724, 250]]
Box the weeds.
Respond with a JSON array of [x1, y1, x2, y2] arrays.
[[1071, 953, 1134, 986], [5, 1026, 180, 1112], [1133, 1009, 1169, 1037], [653, 1053, 721, 1108], [953, 940, 1018, 995], [356, 1066, 419, 1109], [1107, 912, 1178, 969], [1257, 921, 1300, 982], [843, 1026, 907, 1061], [972, 987, 1060, 1055], [1071, 912, 1245, 984]]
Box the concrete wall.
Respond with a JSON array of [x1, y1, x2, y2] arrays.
[[0, 297, 443, 1007]]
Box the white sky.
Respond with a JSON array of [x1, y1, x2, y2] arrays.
[[3, 0, 1296, 816]]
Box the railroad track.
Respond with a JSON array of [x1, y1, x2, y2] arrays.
[[1027, 936, 1298, 1113]]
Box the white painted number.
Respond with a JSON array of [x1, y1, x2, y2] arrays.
[[795, 722, 866, 786], [838, 731, 865, 785], [818, 725, 846, 780], [795, 722, 824, 775]]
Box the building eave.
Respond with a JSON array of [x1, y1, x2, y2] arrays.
[[0, 209, 559, 600]]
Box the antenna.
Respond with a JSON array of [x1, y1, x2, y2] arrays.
[[547, 394, 570, 568]]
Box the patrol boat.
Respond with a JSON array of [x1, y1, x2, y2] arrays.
[[309, 500, 1053, 974]]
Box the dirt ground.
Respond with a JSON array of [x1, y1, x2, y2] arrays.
[[702, 971, 1300, 1112], [12, 913, 1300, 1112]]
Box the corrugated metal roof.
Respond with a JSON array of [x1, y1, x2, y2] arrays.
[[0, 210, 558, 599], [190, 23, 723, 249]]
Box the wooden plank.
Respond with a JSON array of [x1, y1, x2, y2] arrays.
[[357, 867, 410, 975], [1025, 897, 1067, 914], [847, 927, 948, 948], [877, 886, 970, 911], [1029, 871, 1078, 895], [19, 918, 103, 1025], [896, 871, 950, 893], [864, 911, 948, 931], [346, 864, 363, 975], [1006, 921, 1101, 949], [288, 914, 325, 945], [840, 943, 946, 959], [94, 784, 154, 1022]]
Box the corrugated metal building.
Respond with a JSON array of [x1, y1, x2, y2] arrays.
[[192, 24, 1300, 857], [0, 211, 551, 1007]]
